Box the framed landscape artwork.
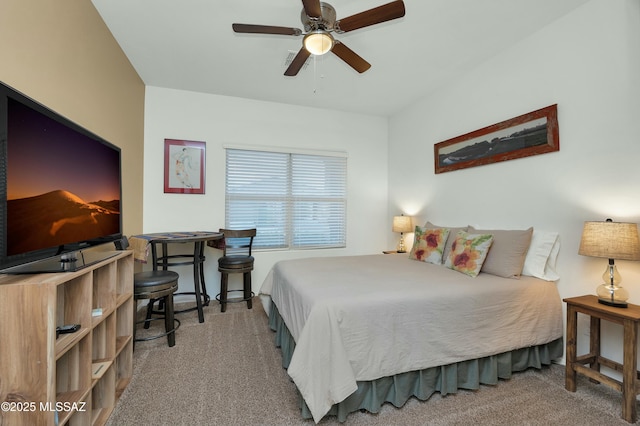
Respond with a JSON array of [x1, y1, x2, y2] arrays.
[[164, 139, 206, 194], [434, 104, 559, 174]]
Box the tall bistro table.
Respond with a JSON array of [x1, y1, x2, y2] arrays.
[[130, 231, 223, 323]]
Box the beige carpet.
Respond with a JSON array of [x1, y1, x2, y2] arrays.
[[106, 299, 639, 425]]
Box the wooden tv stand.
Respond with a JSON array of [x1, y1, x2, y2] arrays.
[[0, 251, 134, 426]]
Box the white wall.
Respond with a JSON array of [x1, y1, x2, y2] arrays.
[[388, 0, 640, 365], [143, 87, 389, 301]]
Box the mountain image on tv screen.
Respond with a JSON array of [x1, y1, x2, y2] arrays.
[[6, 98, 120, 256]]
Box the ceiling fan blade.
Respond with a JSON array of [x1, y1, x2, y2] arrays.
[[284, 47, 311, 76], [331, 41, 371, 73], [302, 0, 322, 19], [336, 1, 406, 33], [232, 23, 302, 36]]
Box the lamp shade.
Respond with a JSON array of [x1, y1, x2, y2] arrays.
[[392, 215, 413, 233], [578, 220, 640, 261]]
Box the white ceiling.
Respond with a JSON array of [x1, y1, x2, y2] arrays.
[[92, 0, 590, 117]]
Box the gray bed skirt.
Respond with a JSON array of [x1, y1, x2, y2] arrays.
[[268, 300, 564, 422]]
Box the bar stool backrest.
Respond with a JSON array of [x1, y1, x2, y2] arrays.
[[219, 228, 256, 257]]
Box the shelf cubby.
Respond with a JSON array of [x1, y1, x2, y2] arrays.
[[65, 395, 92, 426], [56, 333, 91, 396], [93, 261, 116, 319], [116, 298, 134, 346], [116, 256, 134, 299], [91, 364, 116, 425], [56, 274, 92, 357], [92, 312, 116, 363], [114, 339, 133, 399], [56, 334, 91, 426]]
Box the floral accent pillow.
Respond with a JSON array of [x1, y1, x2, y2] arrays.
[[409, 226, 450, 264], [445, 231, 494, 277]]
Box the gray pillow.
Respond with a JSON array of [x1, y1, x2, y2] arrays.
[[468, 226, 533, 278]]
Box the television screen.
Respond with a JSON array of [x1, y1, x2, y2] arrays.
[[0, 82, 122, 273]]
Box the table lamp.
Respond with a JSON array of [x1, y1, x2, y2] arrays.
[[578, 218, 640, 307], [392, 215, 413, 253]]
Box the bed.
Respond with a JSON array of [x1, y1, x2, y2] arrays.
[[259, 228, 564, 423]]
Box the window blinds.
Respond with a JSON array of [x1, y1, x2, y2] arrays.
[[225, 148, 347, 250]]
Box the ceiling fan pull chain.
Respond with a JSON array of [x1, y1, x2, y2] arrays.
[[313, 55, 317, 94]]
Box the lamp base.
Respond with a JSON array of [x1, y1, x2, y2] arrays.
[[597, 298, 628, 308], [596, 281, 629, 309], [397, 234, 407, 253]]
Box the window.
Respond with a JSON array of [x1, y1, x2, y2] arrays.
[[225, 147, 347, 250]]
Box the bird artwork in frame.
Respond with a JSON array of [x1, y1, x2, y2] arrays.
[[164, 139, 206, 194]]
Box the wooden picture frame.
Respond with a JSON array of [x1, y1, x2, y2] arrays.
[[164, 139, 206, 194], [434, 104, 559, 174]]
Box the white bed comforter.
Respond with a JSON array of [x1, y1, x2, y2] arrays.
[[260, 254, 563, 422]]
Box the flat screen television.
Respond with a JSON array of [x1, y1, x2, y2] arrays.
[[0, 81, 123, 274]]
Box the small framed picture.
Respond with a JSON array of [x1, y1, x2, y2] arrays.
[[164, 139, 205, 194]]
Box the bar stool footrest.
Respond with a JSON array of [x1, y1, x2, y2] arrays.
[[173, 291, 211, 311], [216, 289, 255, 304], [134, 317, 181, 342]]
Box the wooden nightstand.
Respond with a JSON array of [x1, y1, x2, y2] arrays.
[[564, 295, 640, 423]]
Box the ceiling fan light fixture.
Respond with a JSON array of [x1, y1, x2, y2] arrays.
[[303, 30, 334, 55]]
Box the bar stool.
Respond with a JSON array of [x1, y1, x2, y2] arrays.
[[216, 228, 256, 312], [134, 270, 181, 347]]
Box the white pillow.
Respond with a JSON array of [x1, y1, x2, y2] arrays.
[[522, 231, 560, 281]]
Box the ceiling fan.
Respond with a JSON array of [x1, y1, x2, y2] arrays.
[[232, 0, 406, 76]]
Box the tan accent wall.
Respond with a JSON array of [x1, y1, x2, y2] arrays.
[[0, 0, 144, 236]]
